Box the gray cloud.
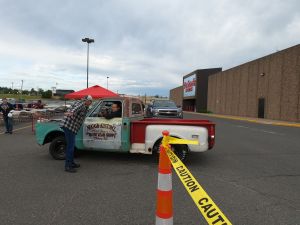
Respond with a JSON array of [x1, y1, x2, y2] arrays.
[[0, 0, 299, 96]]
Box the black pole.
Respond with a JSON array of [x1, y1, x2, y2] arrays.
[[82, 37, 94, 88], [87, 43, 89, 88]]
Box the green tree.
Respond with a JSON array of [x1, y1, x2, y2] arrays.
[[38, 88, 44, 95], [22, 90, 29, 95], [42, 90, 52, 98], [30, 88, 36, 95]]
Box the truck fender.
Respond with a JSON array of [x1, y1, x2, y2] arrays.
[[43, 131, 65, 145], [145, 125, 208, 153]]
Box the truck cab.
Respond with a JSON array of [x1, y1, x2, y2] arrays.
[[80, 97, 144, 152]]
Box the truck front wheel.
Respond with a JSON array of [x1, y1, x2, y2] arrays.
[[49, 136, 66, 160]]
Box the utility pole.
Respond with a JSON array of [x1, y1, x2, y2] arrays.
[[21, 80, 23, 95], [12, 82, 14, 90], [51, 87, 56, 97]]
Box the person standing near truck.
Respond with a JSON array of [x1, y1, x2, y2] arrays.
[[60, 95, 93, 173], [0, 98, 15, 134]]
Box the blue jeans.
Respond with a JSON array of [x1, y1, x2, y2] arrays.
[[62, 127, 76, 168], [3, 117, 13, 133]]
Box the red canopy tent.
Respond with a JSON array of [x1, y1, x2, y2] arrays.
[[64, 85, 119, 99]]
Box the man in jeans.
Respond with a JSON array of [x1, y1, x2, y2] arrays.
[[60, 95, 93, 173], [0, 98, 14, 134]]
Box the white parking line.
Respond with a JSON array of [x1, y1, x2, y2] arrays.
[[261, 130, 277, 134], [235, 125, 250, 129], [233, 125, 284, 136], [0, 125, 32, 135]]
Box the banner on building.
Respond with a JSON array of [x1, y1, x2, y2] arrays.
[[183, 74, 196, 97]]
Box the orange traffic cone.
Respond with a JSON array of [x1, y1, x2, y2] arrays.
[[155, 131, 173, 225]]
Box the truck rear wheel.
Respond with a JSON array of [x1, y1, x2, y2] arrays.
[[153, 142, 189, 162], [49, 136, 66, 160], [171, 144, 188, 161]]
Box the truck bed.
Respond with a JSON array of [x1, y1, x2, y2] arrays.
[[130, 118, 215, 148]]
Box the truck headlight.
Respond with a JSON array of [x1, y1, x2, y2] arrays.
[[177, 109, 182, 116], [153, 109, 159, 116]]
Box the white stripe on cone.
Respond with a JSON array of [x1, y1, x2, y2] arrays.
[[157, 173, 172, 191], [156, 216, 173, 225]]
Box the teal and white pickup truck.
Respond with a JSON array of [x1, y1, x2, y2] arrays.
[[35, 97, 215, 161]]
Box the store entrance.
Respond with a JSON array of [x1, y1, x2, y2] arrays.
[[183, 99, 196, 112]]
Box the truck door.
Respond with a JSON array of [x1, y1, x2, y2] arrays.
[[83, 100, 123, 151]]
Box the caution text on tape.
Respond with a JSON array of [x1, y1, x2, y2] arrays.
[[165, 148, 232, 225]]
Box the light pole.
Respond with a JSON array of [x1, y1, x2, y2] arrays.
[[82, 37, 94, 88], [21, 80, 23, 96], [107, 76, 109, 90]]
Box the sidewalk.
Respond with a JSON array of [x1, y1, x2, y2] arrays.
[[185, 111, 300, 128]]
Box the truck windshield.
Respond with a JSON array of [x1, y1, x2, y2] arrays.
[[153, 101, 176, 108]]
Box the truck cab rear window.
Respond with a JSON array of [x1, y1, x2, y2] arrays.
[[132, 103, 142, 115]]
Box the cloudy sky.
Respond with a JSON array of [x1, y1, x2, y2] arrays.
[[0, 0, 299, 96]]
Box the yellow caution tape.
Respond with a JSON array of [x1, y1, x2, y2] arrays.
[[165, 148, 232, 225], [168, 136, 199, 145], [161, 136, 199, 147]]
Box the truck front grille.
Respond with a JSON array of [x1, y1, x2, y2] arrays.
[[158, 110, 178, 116]]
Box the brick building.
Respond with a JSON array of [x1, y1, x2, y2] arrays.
[[170, 68, 222, 111], [169, 86, 183, 107], [208, 44, 300, 122], [169, 44, 300, 122]]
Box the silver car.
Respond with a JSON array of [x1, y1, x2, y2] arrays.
[[146, 100, 183, 118]]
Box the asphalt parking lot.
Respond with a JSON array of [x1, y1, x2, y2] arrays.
[[0, 114, 300, 225], [0, 122, 157, 225]]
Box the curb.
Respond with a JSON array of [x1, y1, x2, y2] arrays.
[[184, 112, 300, 128]]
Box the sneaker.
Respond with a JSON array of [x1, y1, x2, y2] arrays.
[[65, 167, 77, 173], [72, 162, 81, 168]]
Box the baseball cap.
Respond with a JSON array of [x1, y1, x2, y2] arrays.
[[83, 95, 93, 101]]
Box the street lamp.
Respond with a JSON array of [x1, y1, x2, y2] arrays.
[[82, 37, 94, 88], [107, 76, 109, 89], [21, 80, 23, 96]]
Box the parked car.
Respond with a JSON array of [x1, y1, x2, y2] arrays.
[[0, 98, 16, 105], [146, 100, 183, 118], [35, 97, 215, 161]]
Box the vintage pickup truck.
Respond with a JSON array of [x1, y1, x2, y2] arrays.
[[35, 97, 215, 161]]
